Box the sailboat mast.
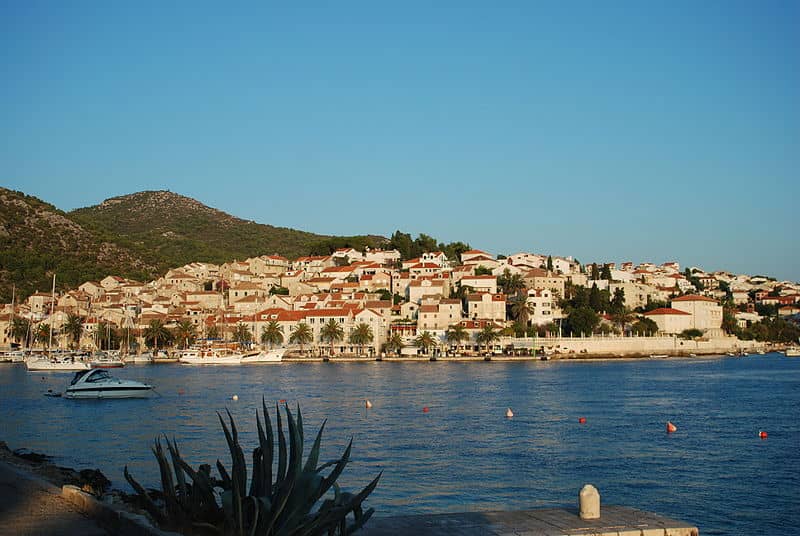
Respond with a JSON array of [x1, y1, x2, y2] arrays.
[[48, 274, 56, 351]]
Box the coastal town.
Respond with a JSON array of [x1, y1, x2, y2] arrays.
[[3, 247, 798, 360]]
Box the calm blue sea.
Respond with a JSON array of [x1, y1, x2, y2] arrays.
[[1, 355, 798, 535]]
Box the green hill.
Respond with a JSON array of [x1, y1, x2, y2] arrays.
[[0, 188, 390, 302], [68, 190, 388, 272], [0, 188, 158, 302]]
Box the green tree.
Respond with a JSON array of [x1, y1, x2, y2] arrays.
[[445, 324, 470, 351], [474, 265, 493, 276], [631, 317, 659, 336], [320, 319, 344, 356], [384, 332, 404, 355], [9, 317, 32, 347], [475, 325, 499, 353], [600, 264, 612, 281], [349, 322, 374, 356], [260, 320, 284, 348], [591, 263, 600, 281], [609, 288, 626, 315], [34, 323, 50, 348], [143, 320, 173, 350], [232, 323, 253, 346], [547, 255, 553, 271], [63, 313, 85, 350], [509, 293, 534, 328], [206, 324, 220, 340], [722, 308, 739, 335], [497, 269, 525, 295], [289, 322, 313, 354], [679, 328, 704, 339], [96, 321, 120, 350], [566, 307, 600, 336], [173, 320, 197, 349], [414, 331, 437, 355]]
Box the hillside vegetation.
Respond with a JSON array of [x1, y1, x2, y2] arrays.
[[1, 188, 390, 302], [0, 188, 157, 302]]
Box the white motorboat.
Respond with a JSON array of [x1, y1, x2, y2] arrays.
[[64, 368, 153, 399], [0, 350, 26, 363], [241, 348, 286, 364], [124, 352, 154, 364], [178, 348, 242, 365], [785, 347, 800, 357], [89, 352, 125, 368], [26, 354, 90, 371]]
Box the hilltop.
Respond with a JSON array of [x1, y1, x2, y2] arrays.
[[0, 188, 388, 302]]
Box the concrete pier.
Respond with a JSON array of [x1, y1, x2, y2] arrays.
[[361, 506, 698, 536]]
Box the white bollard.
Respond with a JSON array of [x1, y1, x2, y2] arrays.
[[579, 484, 600, 520]]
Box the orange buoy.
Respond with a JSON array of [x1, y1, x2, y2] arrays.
[[422, 406, 429, 413], [178, 389, 185, 395], [666, 421, 677, 433], [759, 431, 768, 439], [279, 399, 286, 403], [505, 408, 514, 418], [578, 417, 587, 424], [365, 399, 373, 409]]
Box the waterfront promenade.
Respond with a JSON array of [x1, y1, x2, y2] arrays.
[[0, 458, 108, 536]]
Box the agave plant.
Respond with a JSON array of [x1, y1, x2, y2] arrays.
[[125, 399, 381, 535]]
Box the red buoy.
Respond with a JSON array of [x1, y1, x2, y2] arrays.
[[178, 389, 185, 395], [666, 421, 677, 433], [422, 406, 429, 413], [759, 431, 768, 439], [279, 399, 286, 403], [578, 417, 587, 424]]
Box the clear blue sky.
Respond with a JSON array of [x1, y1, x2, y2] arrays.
[[2, 1, 798, 280]]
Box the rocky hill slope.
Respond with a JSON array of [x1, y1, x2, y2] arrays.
[[0, 188, 157, 302], [1, 188, 387, 302]]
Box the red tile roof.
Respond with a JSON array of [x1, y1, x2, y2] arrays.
[[643, 308, 691, 316], [672, 295, 717, 303]]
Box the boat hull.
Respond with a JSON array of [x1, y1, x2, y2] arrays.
[[26, 360, 90, 371], [64, 386, 153, 399], [179, 356, 242, 365], [241, 349, 285, 364]]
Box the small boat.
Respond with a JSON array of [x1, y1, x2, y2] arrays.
[[124, 352, 154, 364], [25, 354, 90, 371], [649, 354, 669, 358], [89, 352, 125, 368], [785, 347, 800, 357], [178, 348, 242, 365], [64, 368, 153, 399], [152, 350, 179, 363], [241, 348, 286, 364], [0, 350, 26, 363]]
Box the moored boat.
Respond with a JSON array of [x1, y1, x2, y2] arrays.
[[89, 352, 125, 368], [25, 354, 90, 371], [64, 368, 153, 399], [178, 348, 242, 365], [241, 347, 286, 364], [785, 347, 800, 357]]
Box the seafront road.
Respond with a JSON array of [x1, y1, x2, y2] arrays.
[[0, 459, 108, 536]]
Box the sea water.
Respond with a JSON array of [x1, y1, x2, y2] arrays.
[[1, 354, 798, 535]]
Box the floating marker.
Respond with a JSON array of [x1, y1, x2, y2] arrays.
[[578, 417, 587, 424], [279, 399, 286, 403], [666, 421, 677, 433], [759, 431, 768, 439], [505, 408, 514, 418], [178, 389, 185, 395], [365, 399, 373, 409], [232, 394, 239, 401], [422, 406, 429, 413]]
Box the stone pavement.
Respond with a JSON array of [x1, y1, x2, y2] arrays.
[[361, 505, 699, 536], [0, 460, 109, 536]]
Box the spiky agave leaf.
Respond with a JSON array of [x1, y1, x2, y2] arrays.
[[124, 465, 166, 525]]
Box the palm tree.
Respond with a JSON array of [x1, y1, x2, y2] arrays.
[[260, 320, 283, 349], [206, 325, 220, 340], [610, 309, 635, 335], [289, 322, 313, 354], [35, 324, 50, 349], [320, 319, 344, 356], [498, 269, 526, 295], [414, 331, 437, 355], [63, 313, 84, 350], [95, 321, 119, 350], [349, 322, 374, 356], [9, 317, 32, 347], [445, 324, 469, 353], [174, 320, 197, 349], [384, 332, 404, 356], [509, 293, 535, 328], [232, 323, 253, 347], [143, 320, 173, 350], [476, 325, 499, 354]]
